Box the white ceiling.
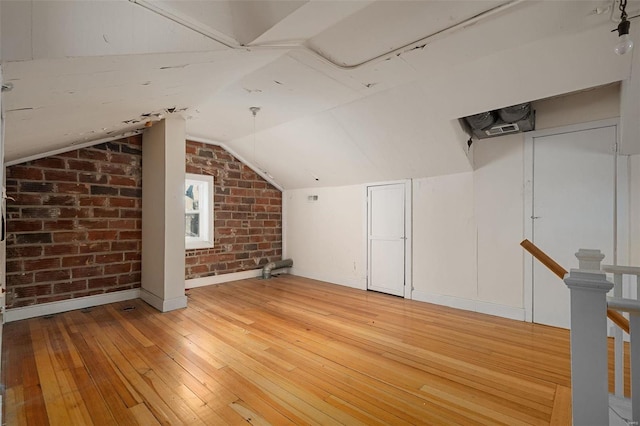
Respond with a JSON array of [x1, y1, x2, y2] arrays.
[[1, 0, 637, 189]]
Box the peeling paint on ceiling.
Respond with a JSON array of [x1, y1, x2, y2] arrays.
[[1, 0, 638, 188]]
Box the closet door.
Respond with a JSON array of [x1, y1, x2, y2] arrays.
[[531, 124, 616, 329], [367, 183, 406, 297]]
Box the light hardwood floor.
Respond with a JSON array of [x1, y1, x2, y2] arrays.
[[2, 275, 580, 425]]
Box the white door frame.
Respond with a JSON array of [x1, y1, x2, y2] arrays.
[[523, 118, 620, 322], [0, 65, 5, 424], [364, 179, 412, 299]]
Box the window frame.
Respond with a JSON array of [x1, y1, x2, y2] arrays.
[[185, 173, 214, 250]]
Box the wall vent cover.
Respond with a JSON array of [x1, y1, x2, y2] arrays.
[[486, 122, 519, 136]]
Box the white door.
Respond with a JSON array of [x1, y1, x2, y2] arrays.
[[367, 183, 406, 296], [531, 124, 616, 329]]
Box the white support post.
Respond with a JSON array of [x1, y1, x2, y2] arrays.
[[631, 313, 640, 422], [614, 272, 624, 397], [564, 249, 613, 426], [141, 117, 187, 312]]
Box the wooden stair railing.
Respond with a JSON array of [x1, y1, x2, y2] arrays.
[[520, 239, 630, 334]]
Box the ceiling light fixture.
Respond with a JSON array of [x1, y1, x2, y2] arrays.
[[614, 0, 633, 55]]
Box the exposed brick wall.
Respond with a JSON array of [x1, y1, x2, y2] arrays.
[[5, 136, 142, 308], [185, 141, 282, 279], [5, 136, 281, 306]]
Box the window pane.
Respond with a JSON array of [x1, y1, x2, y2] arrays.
[[186, 213, 200, 237], [185, 183, 201, 212], [185, 173, 213, 250]]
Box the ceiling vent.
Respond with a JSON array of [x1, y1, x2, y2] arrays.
[[462, 103, 535, 139], [486, 122, 519, 136]]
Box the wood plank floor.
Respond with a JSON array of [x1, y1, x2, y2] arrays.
[[0, 275, 584, 425]]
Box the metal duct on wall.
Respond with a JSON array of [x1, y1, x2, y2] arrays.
[[262, 259, 293, 279], [462, 102, 535, 139]]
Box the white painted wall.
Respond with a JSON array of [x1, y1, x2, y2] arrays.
[[467, 84, 620, 316], [620, 30, 640, 156], [630, 155, 640, 266], [474, 134, 524, 309], [532, 83, 620, 130], [412, 173, 476, 301], [284, 185, 366, 290], [284, 84, 622, 321]]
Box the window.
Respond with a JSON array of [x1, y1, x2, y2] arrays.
[[185, 173, 214, 249]]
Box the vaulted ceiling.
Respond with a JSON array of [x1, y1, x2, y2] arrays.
[[1, 0, 637, 189]]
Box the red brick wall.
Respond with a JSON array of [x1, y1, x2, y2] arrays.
[[4, 136, 281, 307], [185, 141, 282, 279], [5, 136, 142, 308]]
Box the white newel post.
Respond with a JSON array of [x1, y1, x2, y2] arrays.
[[613, 271, 624, 398], [564, 249, 613, 426], [631, 313, 640, 422]]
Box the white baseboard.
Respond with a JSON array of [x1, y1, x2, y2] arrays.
[[411, 290, 525, 321], [474, 299, 526, 321], [140, 289, 187, 312], [290, 268, 366, 291], [5, 289, 141, 322], [185, 269, 263, 289]]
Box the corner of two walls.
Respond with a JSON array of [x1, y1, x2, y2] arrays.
[[4, 137, 282, 310], [5, 137, 144, 308], [283, 185, 366, 290], [284, 83, 622, 322], [406, 84, 622, 319], [411, 134, 524, 320], [279, 136, 525, 320], [282, 167, 523, 320], [185, 141, 282, 280]]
